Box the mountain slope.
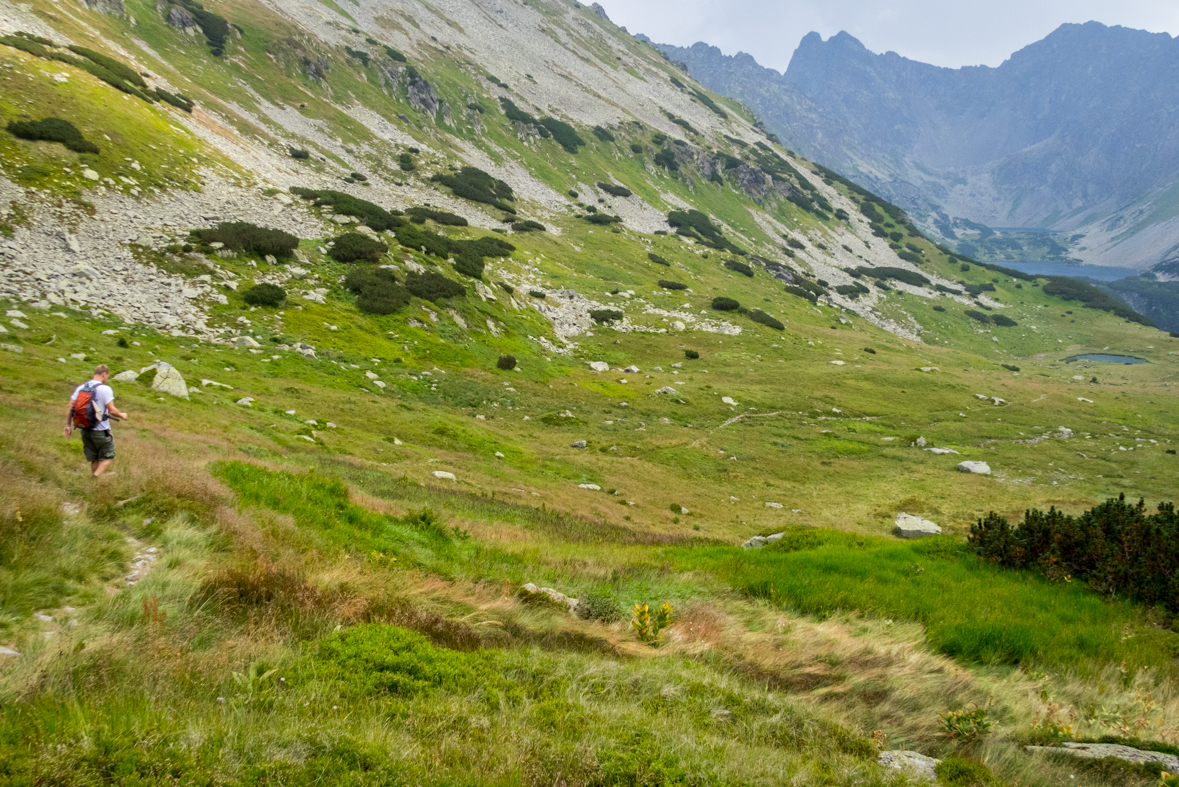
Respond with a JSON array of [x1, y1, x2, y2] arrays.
[[1, 2, 1178, 785], [659, 23, 1179, 271]]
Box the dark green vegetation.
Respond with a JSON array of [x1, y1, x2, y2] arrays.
[[648, 253, 670, 266], [658, 280, 687, 290], [189, 222, 300, 258], [291, 189, 402, 232], [405, 271, 465, 302], [242, 283, 285, 307], [496, 354, 517, 370], [850, 266, 930, 288], [711, 296, 739, 311], [972, 495, 1179, 613], [597, 181, 632, 198], [343, 267, 410, 315], [329, 233, 389, 263], [1043, 277, 1154, 326], [175, 0, 230, 57], [589, 308, 623, 323], [6, 117, 98, 154], [724, 259, 753, 277], [431, 167, 514, 211], [511, 220, 545, 233], [667, 209, 742, 253], [747, 309, 784, 330]]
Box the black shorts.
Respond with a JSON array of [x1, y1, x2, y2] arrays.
[[81, 428, 116, 462]]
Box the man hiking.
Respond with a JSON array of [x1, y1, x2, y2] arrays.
[[64, 364, 129, 478]]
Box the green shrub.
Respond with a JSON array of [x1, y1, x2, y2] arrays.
[[511, 220, 546, 232], [6, 118, 98, 154], [345, 47, 370, 67], [724, 259, 753, 277], [430, 167, 514, 211], [585, 213, 621, 225], [190, 222, 299, 258], [964, 309, 990, 324], [289, 147, 310, 160], [784, 237, 805, 250], [597, 181, 632, 198], [317, 624, 506, 698], [347, 172, 367, 183], [971, 494, 1179, 614], [398, 152, 415, 171], [689, 89, 728, 118], [592, 126, 615, 142], [935, 757, 1000, 786], [589, 309, 623, 323], [528, 290, 546, 299], [961, 263, 972, 271], [851, 266, 929, 287], [991, 314, 1018, 327], [629, 142, 643, 154], [648, 253, 670, 266], [933, 305, 946, 312], [345, 266, 410, 315], [668, 116, 697, 134], [154, 88, 194, 112], [669, 76, 685, 89], [405, 271, 464, 302], [939, 707, 993, 742], [538, 117, 585, 153], [835, 283, 870, 299], [748, 310, 784, 330], [175, 0, 230, 57], [68, 45, 146, 87], [668, 209, 741, 252], [897, 250, 922, 264], [684, 349, 699, 359], [499, 97, 537, 125], [407, 207, 467, 226], [1043, 276, 1153, 326], [290, 188, 402, 231], [496, 355, 517, 371], [658, 280, 687, 290], [384, 45, 407, 62], [329, 233, 388, 263], [653, 147, 679, 170], [242, 283, 286, 307], [1002, 364, 1020, 372], [711, 297, 739, 311], [575, 589, 623, 622]]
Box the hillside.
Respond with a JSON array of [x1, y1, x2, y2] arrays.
[[1, 1, 1179, 785], [658, 23, 1179, 272]]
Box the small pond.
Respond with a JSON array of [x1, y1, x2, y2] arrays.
[[1063, 353, 1150, 364]]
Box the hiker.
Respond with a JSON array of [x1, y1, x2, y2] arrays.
[[64, 364, 129, 478]]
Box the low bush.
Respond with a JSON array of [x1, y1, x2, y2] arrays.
[[648, 253, 670, 267], [684, 349, 699, 359], [430, 167, 514, 211], [658, 280, 687, 290], [784, 237, 805, 250], [398, 153, 415, 171], [190, 222, 299, 258], [835, 282, 870, 299], [935, 757, 1000, 786], [496, 355, 517, 371], [345, 47, 370, 67], [653, 147, 679, 171], [592, 126, 614, 142], [407, 207, 467, 226], [939, 707, 992, 741], [576, 589, 623, 622], [345, 266, 409, 315], [897, 250, 922, 264], [154, 88, 194, 113], [851, 266, 929, 287], [668, 209, 740, 253], [991, 314, 1018, 327], [585, 213, 622, 225], [528, 290, 546, 299], [347, 172, 368, 183], [971, 494, 1179, 614], [711, 297, 739, 311], [405, 271, 465, 302], [748, 310, 784, 330], [538, 117, 585, 153], [629, 142, 643, 154], [933, 305, 946, 312], [329, 233, 388, 263], [6, 118, 98, 154], [289, 147, 310, 160], [689, 89, 728, 119], [597, 181, 632, 198], [964, 309, 991, 324], [863, 347, 876, 354], [176, 0, 230, 57], [242, 283, 285, 307], [1002, 364, 1020, 372], [589, 309, 623, 323], [384, 45, 407, 62], [291, 188, 402, 231], [1043, 276, 1153, 326], [511, 220, 546, 232], [723, 259, 753, 277], [68, 45, 146, 87]]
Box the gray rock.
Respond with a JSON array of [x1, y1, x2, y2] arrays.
[[408, 75, 439, 116], [623, 365, 640, 373], [915, 436, 927, 448], [894, 512, 942, 539], [85, 0, 124, 14], [578, 483, 601, 490], [588, 361, 609, 372], [879, 751, 939, 782], [519, 582, 579, 614], [590, 2, 609, 20], [655, 386, 679, 395], [0, 645, 20, 657], [166, 4, 198, 30], [1, 344, 23, 354], [743, 535, 768, 549], [1025, 743, 1179, 772], [235, 397, 254, 406], [235, 336, 261, 349], [151, 363, 189, 399], [570, 440, 587, 449], [958, 461, 991, 475], [112, 370, 139, 382], [432, 471, 457, 481], [924, 447, 959, 455]]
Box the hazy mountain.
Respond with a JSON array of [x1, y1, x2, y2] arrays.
[[658, 23, 1179, 271]]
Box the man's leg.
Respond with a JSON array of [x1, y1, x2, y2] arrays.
[[92, 459, 113, 477]]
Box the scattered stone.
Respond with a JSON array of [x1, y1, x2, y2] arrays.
[[742, 532, 785, 550], [151, 363, 188, 399], [432, 471, 457, 481], [10, 319, 28, 330], [578, 483, 601, 490], [113, 370, 139, 382], [83, 168, 99, 181], [915, 436, 927, 448], [879, 751, 939, 783], [623, 365, 640, 373], [958, 461, 991, 475], [5, 311, 26, 319], [3, 343, 27, 353], [365, 370, 379, 380], [764, 502, 783, 509], [235, 397, 254, 406], [721, 396, 738, 406], [1078, 397, 1093, 403], [235, 336, 261, 349], [1025, 743, 1179, 773], [829, 360, 845, 366], [924, 447, 959, 455], [201, 379, 232, 389], [519, 582, 579, 614], [894, 512, 942, 539], [991, 397, 1006, 406], [655, 386, 679, 395], [570, 440, 587, 449], [0, 646, 20, 657], [588, 361, 609, 372], [919, 366, 939, 372]]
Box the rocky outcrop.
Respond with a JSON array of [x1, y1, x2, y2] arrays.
[[85, 0, 125, 15], [589, 3, 609, 20], [147, 362, 189, 399], [957, 461, 991, 475], [894, 512, 942, 539], [408, 75, 439, 116], [879, 751, 938, 782], [1026, 742, 1179, 772], [166, 4, 198, 32]]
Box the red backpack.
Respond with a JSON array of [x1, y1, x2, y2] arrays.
[[71, 381, 107, 429]]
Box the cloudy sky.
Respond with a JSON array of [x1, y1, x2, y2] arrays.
[[596, 0, 1179, 70]]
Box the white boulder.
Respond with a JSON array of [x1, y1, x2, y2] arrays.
[[151, 363, 189, 399], [894, 512, 942, 539], [958, 461, 991, 475]]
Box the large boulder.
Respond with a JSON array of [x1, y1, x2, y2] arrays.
[[151, 363, 189, 399], [85, 0, 124, 14], [879, 751, 938, 783], [519, 582, 579, 614], [894, 512, 942, 539], [958, 461, 991, 475]]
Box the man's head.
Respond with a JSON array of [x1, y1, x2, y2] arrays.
[[93, 364, 110, 382]]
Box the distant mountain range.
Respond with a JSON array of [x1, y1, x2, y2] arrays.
[[656, 23, 1179, 276]]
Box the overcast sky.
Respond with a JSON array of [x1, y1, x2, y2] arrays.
[[596, 0, 1179, 71]]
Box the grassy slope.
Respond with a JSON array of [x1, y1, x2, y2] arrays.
[[1, 1, 1179, 785]]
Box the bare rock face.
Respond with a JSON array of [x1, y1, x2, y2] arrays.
[[85, 0, 125, 15], [408, 76, 439, 116], [894, 512, 942, 539], [166, 4, 197, 31], [590, 3, 609, 20]]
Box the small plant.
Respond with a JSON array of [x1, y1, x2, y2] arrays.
[[590, 309, 623, 324], [242, 283, 286, 307], [496, 355, 517, 371], [658, 280, 687, 290], [631, 601, 674, 643], [748, 310, 784, 330], [1002, 364, 1021, 372], [329, 233, 389, 263], [863, 347, 876, 354], [398, 152, 415, 171], [684, 349, 699, 359], [597, 181, 632, 198], [711, 297, 739, 311], [289, 147, 310, 160], [939, 705, 992, 741], [405, 271, 465, 303], [935, 758, 1001, 787], [190, 222, 300, 258], [511, 220, 546, 232], [723, 259, 753, 277], [648, 253, 670, 267], [232, 660, 279, 707], [576, 589, 622, 622]]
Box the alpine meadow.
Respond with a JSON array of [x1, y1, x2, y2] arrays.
[[0, 1, 1178, 786]]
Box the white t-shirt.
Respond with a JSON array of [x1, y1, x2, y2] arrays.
[[71, 382, 114, 431]]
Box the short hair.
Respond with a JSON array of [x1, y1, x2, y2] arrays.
[[94, 364, 110, 376]]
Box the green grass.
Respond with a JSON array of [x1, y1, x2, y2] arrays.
[[673, 529, 1178, 670]]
